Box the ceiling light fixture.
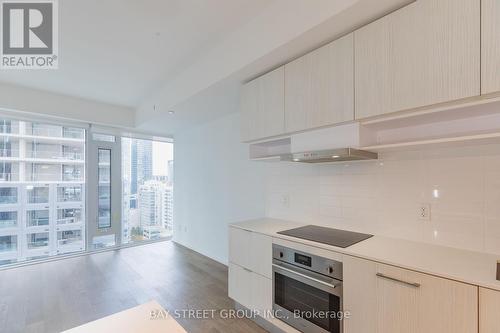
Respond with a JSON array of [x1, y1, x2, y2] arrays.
[[168, 110, 175, 115]]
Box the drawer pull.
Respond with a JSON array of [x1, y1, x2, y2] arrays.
[[376, 273, 421, 288]]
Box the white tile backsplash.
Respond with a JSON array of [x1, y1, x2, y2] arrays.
[[265, 143, 500, 255]]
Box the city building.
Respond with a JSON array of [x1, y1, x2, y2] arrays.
[[0, 119, 86, 265], [138, 179, 172, 240]]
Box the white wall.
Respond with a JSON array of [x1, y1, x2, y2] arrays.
[[173, 112, 267, 264], [265, 144, 500, 255], [0, 82, 135, 128]]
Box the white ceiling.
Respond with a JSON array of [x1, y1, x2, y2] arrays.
[[0, 0, 273, 107]]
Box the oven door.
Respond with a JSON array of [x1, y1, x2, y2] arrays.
[[273, 261, 343, 333]]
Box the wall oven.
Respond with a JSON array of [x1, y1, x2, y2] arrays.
[[272, 244, 343, 333]]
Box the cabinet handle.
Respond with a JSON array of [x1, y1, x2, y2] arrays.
[[376, 273, 421, 288]]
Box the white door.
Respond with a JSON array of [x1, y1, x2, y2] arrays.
[[87, 132, 121, 249]]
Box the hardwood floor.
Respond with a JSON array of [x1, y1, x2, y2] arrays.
[[0, 241, 268, 333]]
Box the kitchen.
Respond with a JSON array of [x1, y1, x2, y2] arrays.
[[224, 0, 500, 332], [0, 0, 499, 332]]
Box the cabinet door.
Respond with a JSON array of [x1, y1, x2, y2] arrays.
[[228, 263, 252, 308], [343, 256, 377, 333], [355, 0, 480, 119], [343, 256, 478, 333], [249, 232, 272, 279], [228, 227, 251, 268], [251, 273, 272, 317], [240, 67, 285, 142], [285, 33, 354, 133], [482, 0, 500, 95], [479, 287, 500, 333]]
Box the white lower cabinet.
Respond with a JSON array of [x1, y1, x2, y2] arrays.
[[343, 255, 478, 333], [228, 262, 272, 317], [229, 226, 272, 278], [228, 226, 272, 318]]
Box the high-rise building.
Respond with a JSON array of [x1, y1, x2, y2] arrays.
[[167, 160, 174, 183], [163, 185, 173, 233], [138, 180, 164, 240], [138, 179, 173, 240], [0, 119, 86, 265], [129, 139, 153, 208]]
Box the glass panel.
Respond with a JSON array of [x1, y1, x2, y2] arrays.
[[274, 273, 340, 332], [92, 234, 115, 249], [62, 145, 84, 160], [0, 138, 18, 157], [25, 122, 62, 137], [57, 229, 82, 246], [26, 210, 49, 227], [62, 165, 84, 182], [0, 120, 19, 134], [63, 127, 85, 139], [0, 235, 17, 252], [98, 149, 111, 229], [0, 162, 19, 181], [0, 211, 17, 228], [121, 138, 174, 244], [26, 186, 49, 204], [57, 208, 82, 225], [26, 232, 49, 249], [0, 118, 86, 266], [25, 163, 59, 182], [0, 187, 17, 204], [57, 185, 83, 202], [93, 133, 115, 142]]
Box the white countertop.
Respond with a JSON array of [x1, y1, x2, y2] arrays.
[[231, 218, 500, 291]]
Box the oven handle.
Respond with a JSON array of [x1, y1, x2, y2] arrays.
[[272, 262, 342, 296]]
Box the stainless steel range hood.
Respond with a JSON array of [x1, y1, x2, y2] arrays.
[[281, 148, 378, 163]]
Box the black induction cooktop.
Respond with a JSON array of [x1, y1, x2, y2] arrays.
[[277, 225, 373, 248]]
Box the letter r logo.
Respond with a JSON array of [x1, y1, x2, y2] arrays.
[[2, 2, 53, 54]]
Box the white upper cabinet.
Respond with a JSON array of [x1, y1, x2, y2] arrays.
[[240, 66, 285, 142], [343, 255, 478, 333], [285, 33, 354, 133], [355, 0, 480, 119], [482, 0, 500, 95]]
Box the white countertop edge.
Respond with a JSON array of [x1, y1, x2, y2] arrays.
[[230, 218, 500, 292]]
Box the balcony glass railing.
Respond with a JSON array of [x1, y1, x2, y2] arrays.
[[0, 149, 18, 158], [30, 150, 84, 161], [0, 124, 18, 134], [25, 126, 84, 140], [27, 239, 48, 249], [0, 195, 17, 204], [63, 128, 85, 140], [26, 126, 62, 138], [57, 217, 81, 225], [57, 231, 82, 246], [26, 217, 49, 227], [0, 220, 16, 228], [57, 187, 83, 202], [0, 173, 19, 182]]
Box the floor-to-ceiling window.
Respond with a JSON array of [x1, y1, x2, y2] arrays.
[[121, 138, 173, 244], [0, 118, 86, 266], [0, 116, 173, 267]]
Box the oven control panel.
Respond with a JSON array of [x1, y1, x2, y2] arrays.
[[272, 244, 343, 280]]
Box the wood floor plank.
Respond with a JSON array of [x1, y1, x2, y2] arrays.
[[0, 241, 268, 333]]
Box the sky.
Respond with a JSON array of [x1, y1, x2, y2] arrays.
[[152, 141, 173, 176]]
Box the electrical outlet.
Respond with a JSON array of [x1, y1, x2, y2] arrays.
[[281, 194, 290, 208], [418, 204, 431, 221]]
